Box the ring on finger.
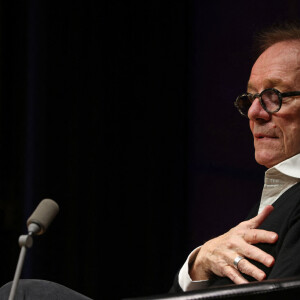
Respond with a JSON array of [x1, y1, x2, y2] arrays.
[[233, 255, 245, 270]]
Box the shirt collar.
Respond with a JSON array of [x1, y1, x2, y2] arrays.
[[267, 153, 300, 179]]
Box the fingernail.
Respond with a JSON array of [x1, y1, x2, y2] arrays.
[[259, 272, 266, 281]]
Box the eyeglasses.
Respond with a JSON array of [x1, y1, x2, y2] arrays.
[[234, 88, 300, 117]]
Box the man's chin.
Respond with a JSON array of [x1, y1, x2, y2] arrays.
[[254, 152, 281, 169]]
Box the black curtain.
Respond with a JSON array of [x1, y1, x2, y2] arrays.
[[0, 1, 300, 300], [0, 1, 188, 299]]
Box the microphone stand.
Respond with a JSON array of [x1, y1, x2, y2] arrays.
[[8, 223, 40, 300]]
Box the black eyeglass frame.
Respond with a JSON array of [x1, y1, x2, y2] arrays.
[[234, 88, 300, 117]]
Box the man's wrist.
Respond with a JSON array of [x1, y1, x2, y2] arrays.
[[178, 246, 210, 291]]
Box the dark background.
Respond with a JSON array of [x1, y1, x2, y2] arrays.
[[0, 1, 299, 299]]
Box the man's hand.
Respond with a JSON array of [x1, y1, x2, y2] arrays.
[[190, 205, 278, 284]]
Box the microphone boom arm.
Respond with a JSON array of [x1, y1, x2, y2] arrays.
[[8, 199, 59, 300], [8, 231, 35, 300]]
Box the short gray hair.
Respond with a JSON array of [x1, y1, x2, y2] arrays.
[[253, 21, 300, 58]]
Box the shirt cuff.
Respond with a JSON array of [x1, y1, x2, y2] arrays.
[[178, 246, 209, 292]]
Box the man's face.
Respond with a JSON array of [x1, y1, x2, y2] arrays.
[[248, 40, 300, 168]]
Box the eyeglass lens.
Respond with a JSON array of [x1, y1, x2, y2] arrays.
[[237, 95, 252, 115], [261, 90, 280, 112]]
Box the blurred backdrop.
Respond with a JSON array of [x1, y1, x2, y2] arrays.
[[0, 1, 299, 299]]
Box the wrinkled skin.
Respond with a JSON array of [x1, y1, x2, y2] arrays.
[[248, 40, 300, 168], [190, 205, 277, 283]]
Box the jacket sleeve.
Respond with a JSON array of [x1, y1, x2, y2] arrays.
[[169, 271, 183, 293], [267, 206, 300, 279]]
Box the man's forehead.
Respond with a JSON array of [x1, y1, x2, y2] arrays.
[[247, 77, 297, 92], [248, 40, 300, 91], [247, 78, 284, 90]]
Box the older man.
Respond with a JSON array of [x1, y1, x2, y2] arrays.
[[172, 23, 300, 292]]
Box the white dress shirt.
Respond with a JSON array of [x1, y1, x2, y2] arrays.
[[179, 153, 300, 292]]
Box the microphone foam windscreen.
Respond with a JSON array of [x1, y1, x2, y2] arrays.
[[26, 199, 59, 235]]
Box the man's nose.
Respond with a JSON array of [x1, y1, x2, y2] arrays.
[[248, 97, 271, 121]]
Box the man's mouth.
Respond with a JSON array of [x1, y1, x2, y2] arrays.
[[255, 134, 278, 139]]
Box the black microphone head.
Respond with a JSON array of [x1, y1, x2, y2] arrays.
[[26, 199, 59, 235]]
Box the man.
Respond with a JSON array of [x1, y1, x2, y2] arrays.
[[171, 22, 300, 292]]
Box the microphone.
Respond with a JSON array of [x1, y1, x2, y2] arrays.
[[27, 198, 59, 235], [8, 199, 59, 300]]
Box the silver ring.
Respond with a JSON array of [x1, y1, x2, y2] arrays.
[[233, 256, 244, 270]]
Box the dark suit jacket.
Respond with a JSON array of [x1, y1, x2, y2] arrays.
[[170, 182, 300, 292]]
